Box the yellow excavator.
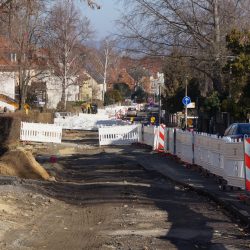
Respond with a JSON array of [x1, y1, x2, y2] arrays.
[[0, 94, 19, 112], [81, 102, 98, 114]]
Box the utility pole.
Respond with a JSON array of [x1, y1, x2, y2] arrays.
[[159, 83, 161, 124], [102, 39, 110, 102], [157, 72, 164, 125], [103, 47, 108, 102], [185, 77, 188, 129]]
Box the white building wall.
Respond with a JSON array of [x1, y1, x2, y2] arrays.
[[96, 83, 103, 100], [46, 75, 79, 109], [66, 85, 79, 101], [46, 76, 62, 109], [0, 72, 15, 99]]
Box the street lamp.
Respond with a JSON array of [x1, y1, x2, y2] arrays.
[[227, 55, 236, 99]]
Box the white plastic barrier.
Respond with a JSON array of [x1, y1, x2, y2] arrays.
[[176, 130, 193, 164], [142, 125, 157, 148], [223, 141, 245, 189], [54, 113, 126, 131], [137, 126, 246, 189], [104, 105, 129, 118], [194, 133, 225, 177], [165, 128, 176, 155], [54, 112, 73, 118], [99, 125, 140, 146], [20, 122, 62, 143], [177, 131, 245, 188]]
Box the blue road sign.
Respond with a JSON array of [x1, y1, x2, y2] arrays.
[[182, 96, 191, 106]]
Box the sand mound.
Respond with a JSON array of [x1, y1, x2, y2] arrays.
[[0, 149, 51, 180]]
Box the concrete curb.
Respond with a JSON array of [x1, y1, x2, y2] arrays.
[[137, 161, 250, 230]]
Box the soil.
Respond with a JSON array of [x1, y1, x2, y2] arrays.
[[0, 131, 248, 249], [0, 149, 51, 180]]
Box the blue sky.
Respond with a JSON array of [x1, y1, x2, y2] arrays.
[[80, 0, 123, 40]]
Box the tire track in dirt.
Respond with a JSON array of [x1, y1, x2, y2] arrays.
[[0, 141, 249, 249], [3, 202, 118, 250]]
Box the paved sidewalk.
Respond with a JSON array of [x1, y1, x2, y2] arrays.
[[134, 149, 250, 229]]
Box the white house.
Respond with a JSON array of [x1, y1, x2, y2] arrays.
[[79, 72, 103, 102], [0, 72, 15, 99], [45, 74, 80, 109]]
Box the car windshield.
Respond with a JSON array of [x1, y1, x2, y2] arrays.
[[238, 124, 250, 135]]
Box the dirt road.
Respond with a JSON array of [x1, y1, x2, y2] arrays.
[[0, 131, 249, 249]]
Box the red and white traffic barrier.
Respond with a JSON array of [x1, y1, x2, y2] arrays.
[[115, 111, 121, 120], [157, 124, 165, 151], [244, 137, 250, 191]]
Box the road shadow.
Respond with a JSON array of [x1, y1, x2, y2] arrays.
[[27, 145, 248, 249]]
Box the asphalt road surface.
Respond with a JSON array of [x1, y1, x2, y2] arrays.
[[0, 131, 249, 250]]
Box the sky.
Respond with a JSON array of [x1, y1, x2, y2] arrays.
[[80, 0, 123, 40]]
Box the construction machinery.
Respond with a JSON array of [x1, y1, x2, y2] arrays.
[[0, 94, 18, 112]]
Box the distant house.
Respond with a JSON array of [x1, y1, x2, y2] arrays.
[[79, 72, 103, 102], [0, 36, 105, 109], [26, 73, 81, 109], [0, 36, 82, 109], [0, 72, 15, 99], [149, 75, 157, 95], [108, 68, 135, 91], [107, 56, 164, 93], [0, 37, 17, 100]]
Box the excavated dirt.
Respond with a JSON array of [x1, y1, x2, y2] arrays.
[[0, 149, 51, 180]]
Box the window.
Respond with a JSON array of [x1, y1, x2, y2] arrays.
[[224, 125, 233, 136], [230, 125, 237, 135], [238, 124, 250, 135], [10, 53, 17, 62]]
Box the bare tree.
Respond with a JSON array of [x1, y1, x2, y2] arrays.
[[118, 0, 250, 93], [84, 0, 100, 9], [0, 0, 100, 10], [44, 0, 92, 109], [86, 37, 119, 101], [2, 0, 47, 109], [99, 38, 118, 101]]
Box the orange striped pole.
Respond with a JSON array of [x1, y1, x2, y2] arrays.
[[158, 124, 165, 152], [244, 137, 250, 192]]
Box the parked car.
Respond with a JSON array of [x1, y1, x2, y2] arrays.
[[144, 104, 159, 112], [126, 107, 137, 117], [224, 123, 250, 139]]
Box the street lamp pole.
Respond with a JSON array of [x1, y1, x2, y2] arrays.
[[185, 77, 188, 129]]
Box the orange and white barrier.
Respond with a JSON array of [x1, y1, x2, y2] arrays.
[[115, 111, 122, 119], [153, 124, 165, 151], [244, 138, 250, 191], [157, 124, 165, 151]]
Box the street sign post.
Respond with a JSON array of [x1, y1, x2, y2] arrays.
[[182, 96, 191, 106], [182, 96, 191, 129]]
